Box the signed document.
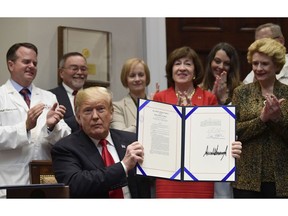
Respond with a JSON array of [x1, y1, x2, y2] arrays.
[[136, 99, 236, 181]]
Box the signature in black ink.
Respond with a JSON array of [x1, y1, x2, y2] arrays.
[[203, 145, 228, 160]]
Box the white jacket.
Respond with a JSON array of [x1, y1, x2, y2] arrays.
[[111, 95, 137, 133], [0, 80, 71, 197]]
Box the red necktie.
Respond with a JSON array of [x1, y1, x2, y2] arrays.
[[20, 88, 31, 108], [99, 139, 124, 198], [72, 90, 78, 96], [72, 90, 78, 107]]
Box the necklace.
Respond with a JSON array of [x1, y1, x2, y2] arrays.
[[176, 88, 195, 106]]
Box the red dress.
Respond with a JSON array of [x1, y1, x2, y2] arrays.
[[153, 86, 218, 198]]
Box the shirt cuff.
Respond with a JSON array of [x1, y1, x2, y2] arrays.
[[120, 161, 128, 177]]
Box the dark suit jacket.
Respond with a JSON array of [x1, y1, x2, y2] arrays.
[[51, 129, 151, 198], [49, 84, 80, 132]]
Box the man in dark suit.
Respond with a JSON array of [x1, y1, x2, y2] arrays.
[[51, 87, 151, 198], [49, 52, 88, 132]]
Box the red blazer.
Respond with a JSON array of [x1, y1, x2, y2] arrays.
[[152, 86, 218, 198], [153, 86, 218, 106]]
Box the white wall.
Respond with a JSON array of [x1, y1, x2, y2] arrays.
[[144, 18, 167, 95], [0, 18, 166, 101]]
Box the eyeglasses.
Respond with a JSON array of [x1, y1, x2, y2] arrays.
[[63, 65, 88, 73]]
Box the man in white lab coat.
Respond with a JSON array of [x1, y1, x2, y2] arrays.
[[0, 42, 71, 198]]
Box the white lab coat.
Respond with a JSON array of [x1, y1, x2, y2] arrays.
[[0, 80, 71, 197]]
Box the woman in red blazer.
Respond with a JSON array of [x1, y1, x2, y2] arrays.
[[153, 46, 241, 198]]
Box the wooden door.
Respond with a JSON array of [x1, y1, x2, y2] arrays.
[[166, 18, 288, 80]]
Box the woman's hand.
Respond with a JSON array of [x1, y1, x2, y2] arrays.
[[148, 82, 160, 100], [260, 94, 285, 122], [231, 141, 242, 159], [212, 71, 228, 104]]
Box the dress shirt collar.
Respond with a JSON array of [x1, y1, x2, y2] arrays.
[[10, 79, 32, 93], [62, 82, 75, 96], [90, 131, 114, 148]]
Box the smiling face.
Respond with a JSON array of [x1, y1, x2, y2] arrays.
[[172, 57, 195, 85], [8, 46, 37, 87], [252, 52, 278, 82], [211, 49, 231, 77], [126, 62, 147, 95], [60, 55, 88, 91]]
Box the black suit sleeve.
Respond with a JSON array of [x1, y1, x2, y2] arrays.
[[51, 132, 128, 198], [49, 86, 79, 133], [64, 116, 80, 132], [110, 129, 152, 198]]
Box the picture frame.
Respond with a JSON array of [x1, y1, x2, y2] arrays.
[[58, 26, 111, 88]]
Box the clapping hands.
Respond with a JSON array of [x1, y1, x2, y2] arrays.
[[260, 94, 285, 122], [46, 103, 66, 130], [149, 82, 160, 100], [212, 71, 228, 104]]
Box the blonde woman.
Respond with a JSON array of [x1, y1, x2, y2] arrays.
[[232, 38, 288, 198], [111, 58, 156, 132]]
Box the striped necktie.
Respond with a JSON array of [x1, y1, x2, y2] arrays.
[[20, 88, 31, 108]]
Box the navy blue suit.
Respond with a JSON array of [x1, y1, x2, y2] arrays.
[[51, 129, 151, 198], [49, 84, 80, 132]]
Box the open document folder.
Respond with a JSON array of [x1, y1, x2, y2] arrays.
[[136, 99, 236, 182]]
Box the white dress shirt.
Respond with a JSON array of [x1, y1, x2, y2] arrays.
[[91, 132, 131, 198]]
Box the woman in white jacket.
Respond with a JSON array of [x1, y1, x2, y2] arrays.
[[111, 58, 158, 132]]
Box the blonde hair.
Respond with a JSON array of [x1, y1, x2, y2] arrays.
[[247, 38, 286, 74], [75, 86, 113, 113], [120, 58, 151, 88]]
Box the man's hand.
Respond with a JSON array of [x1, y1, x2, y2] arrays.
[[26, 103, 45, 131], [46, 103, 66, 130], [122, 142, 144, 171]]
